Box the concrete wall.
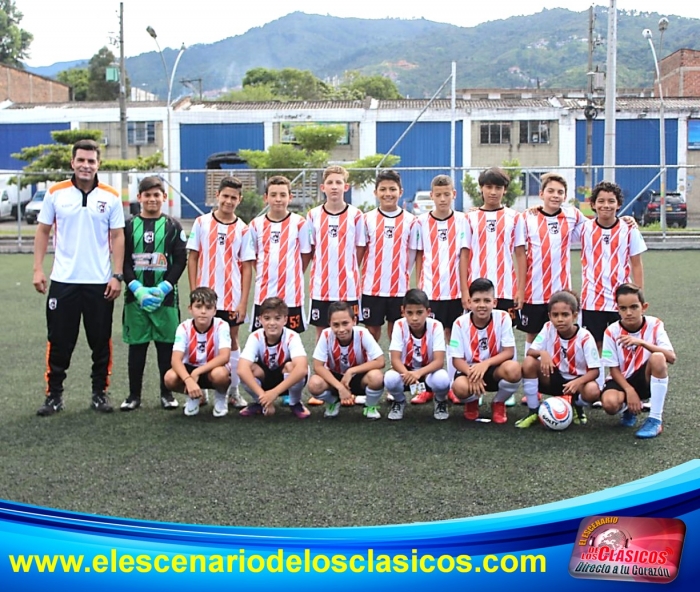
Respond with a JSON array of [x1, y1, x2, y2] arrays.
[[0, 65, 70, 103]]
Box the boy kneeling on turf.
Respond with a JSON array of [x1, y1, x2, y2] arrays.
[[518, 290, 600, 428], [451, 278, 521, 424], [237, 297, 310, 418], [164, 287, 231, 417], [599, 283, 675, 439], [385, 289, 451, 421], [308, 301, 385, 419]]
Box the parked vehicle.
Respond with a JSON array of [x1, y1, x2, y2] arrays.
[[24, 190, 46, 224], [0, 190, 12, 219], [412, 191, 434, 215], [643, 191, 687, 228]]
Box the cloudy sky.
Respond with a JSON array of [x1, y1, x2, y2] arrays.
[[17, 0, 700, 66]]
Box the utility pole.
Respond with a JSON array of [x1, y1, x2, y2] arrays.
[[604, 0, 617, 183], [119, 2, 127, 161], [585, 6, 595, 192]]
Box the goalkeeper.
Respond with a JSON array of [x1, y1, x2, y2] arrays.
[[121, 176, 187, 411]]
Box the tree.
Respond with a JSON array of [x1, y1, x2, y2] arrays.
[[56, 67, 89, 101], [462, 159, 524, 207], [87, 47, 120, 101], [289, 124, 346, 152], [0, 0, 32, 68], [346, 154, 401, 189], [11, 129, 164, 187], [341, 71, 402, 100]]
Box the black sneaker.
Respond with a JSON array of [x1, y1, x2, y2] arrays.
[[120, 396, 141, 411], [160, 392, 179, 410], [37, 395, 64, 417], [91, 391, 113, 413]]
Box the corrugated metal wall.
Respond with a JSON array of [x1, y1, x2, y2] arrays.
[[179, 123, 264, 218], [575, 119, 679, 214], [376, 121, 464, 210], [0, 122, 69, 169]]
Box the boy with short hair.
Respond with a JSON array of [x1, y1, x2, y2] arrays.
[[120, 176, 187, 411], [385, 289, 451, 421], [237, 297, 310, 418], [360, 169, 419, 343], [308, 301, 385, 420], [164, 287, 231, 418], [599, 284, 675, 439], [580, 181, 646, 348], [450, 278, 521, 424], [186, 176, 251, 409], [242, 176, 312, 333]]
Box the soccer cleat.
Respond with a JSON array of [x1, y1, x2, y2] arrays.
[[91, 391, 113, 413], [504, 394, 516, 407], [227, 386, 247, 409], [324, 402, 340, 418], [515, 411, 539, 429], [37, 395, 64, 417], [464, 399, 479, 421], [200, 390, 209, 407], [363, 405, 381, 420], [592, 401, 603, 409], [213, 392, 228, 418], [290, 402, 311, 419], [388, 400, 407, 420], [160, 392, 179, 409], [573, 405, 588, 425], [239, 403, 263, 417], [280, 395, 290, 406], [411, 390, 433, 405], [307, 396, 324, 406], [635, 417, 663, 439], [354, 395, 367, 406], [619, 409, 638, 428], [120, 396, 141, 411], [433, 400, 449, 421], [491, 401, 508, 424], [447, 389, 462, 405], [183, 397, 201, 416]]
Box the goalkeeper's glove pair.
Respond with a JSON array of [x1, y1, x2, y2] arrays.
[[128, 280, 173, 312]]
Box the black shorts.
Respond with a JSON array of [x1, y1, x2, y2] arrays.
[[602, 363, 651, 401], [310, 300, 360, 328], [216, 309, 245, 327], [538, 368, 582, 396], [184, 363, 224, 390], [454, 366, 499, 392], [582, 310, 620, 343], [361, 295, 403, 327], [330, 371, 367, 396], [252, 305, 305, 333], [255, 363, 308, 393], [517, 303, 549, 335], [495, 298, 519, 326], [429, 299, 464, 330]]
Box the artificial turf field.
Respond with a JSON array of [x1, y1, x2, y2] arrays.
[[0, 251, 699, 528]]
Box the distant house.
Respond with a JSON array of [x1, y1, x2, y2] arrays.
[[0, 64, 69, 104]]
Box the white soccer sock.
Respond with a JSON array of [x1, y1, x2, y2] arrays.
[[384, 370, 407, 403], [316, 389, 339, 404], [447, 356, 455, 381], [427, 369, 450, 402], [364, 387, 384, 407], [229, 350, 240, 389], [523, 378, 540, 411], [576, 394, 590, 408], [649, 376, 669, 421], [494, 379, 520, 403], [284, 373, 305, 406], [242, 379, 261, 403]]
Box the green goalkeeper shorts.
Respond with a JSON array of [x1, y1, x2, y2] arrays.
[[122, 300, 180, 345]]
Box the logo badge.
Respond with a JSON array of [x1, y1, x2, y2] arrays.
[[144, 230, 154, 244], [48, 298, 57, 310]]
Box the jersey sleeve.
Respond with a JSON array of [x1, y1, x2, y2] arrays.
[[388, 322, 404, 353], [655, 320, 674, 352], [570, 208, 584, 242], [432, 322, 446, 352], [37, 190, 56, 226], [172, 323, 187, 353], [499, 314, 516, 349], [362, 330, 384, 360], [463, 214, 474, 249], [297, 217, 312, 254], [408, 217, 420, 250], [448, 317, 467, 359], [312, 331, 331, 363], [306, 210, 317, 247], [109, 197, 125, 229], [581, 331, 601, 369], [531, 323, 551, 352], [513, 213, 527, 247], [241, 219, 258, 262], [600, 328, 620, 368], [186, 217, 202, 252], [414, 218, 424, 251], [216, 321, 232, 351], [356, 213, 367, 247], [240, 332, 261, 363], [288, 331, 308, 358], [165, 217, 188, 286], [629, 227, 647, 257]]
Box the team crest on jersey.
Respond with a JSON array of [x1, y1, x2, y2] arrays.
[[340, 353, 349, 368], [217, 232, 226, 246], [486, 220, 497, 233], [548, 221, 560, 234], [438, 229, 448, 241], [97, 201, 107, 213], [268, 352, 277, 367], [311, 308, 320, 321], [602, 234, 611, 245], [48, 298, 57, 310], [521, 314, 529, 326], [561, 346, 568, 358], [329, 224, 339, 238], [197, 342, 206, 353], [384, 226, 394, 239], [271, 231, 281, 243], [144, 231, 154, 244], [479, 337, 488, 350]]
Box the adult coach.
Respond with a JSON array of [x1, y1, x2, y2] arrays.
[[33, 139, 125, 416]]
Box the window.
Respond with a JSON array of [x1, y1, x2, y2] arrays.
[[519, 121, 550, 144], [480, 121, 511, 145], [128, 121, 156, 146], [521, 171, 547, 196]]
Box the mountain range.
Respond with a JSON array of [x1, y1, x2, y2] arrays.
[[27, 8, 700, 99]]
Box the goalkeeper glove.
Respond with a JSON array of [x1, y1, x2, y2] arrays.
[[128, 280, 161, 312]]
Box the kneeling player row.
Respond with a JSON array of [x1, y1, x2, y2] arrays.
[[168, 281, 674, 440]]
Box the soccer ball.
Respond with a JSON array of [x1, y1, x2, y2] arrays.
[[538, 397, 573, 431]]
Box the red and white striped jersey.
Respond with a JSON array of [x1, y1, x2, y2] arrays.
[[389, 317, 446, 370], [186, 213, 248, 311], [601, 317, 673, 378], [522, 207, 585, 305], [415, 212, 467, 301], [580, 219, 647, 312], [307, 204, 365, 301], [532, 322, 600, 380], [242, 213, 311, 307], [172, 318, 232, 367], [360, 209, 418, 297], [465, 207, 525, 300], [313, 327, 383, 374], [449, 310, 516, 364], [240, 327, 307, 371]]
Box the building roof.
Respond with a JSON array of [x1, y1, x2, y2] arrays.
[[4, 100, 168, 110]]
